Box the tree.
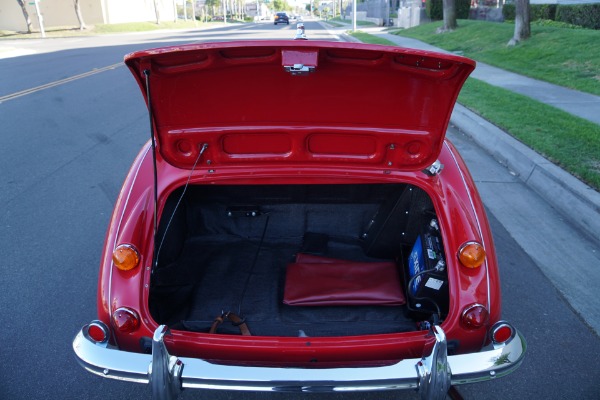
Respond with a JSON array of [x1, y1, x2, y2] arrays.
[[305, 0, 317, 15], [73, 0, 87, 30], [205, 0, 222, 17], [16, 0, 33, 33], [439, 0, 457, 32], [153, 0, 161, 24], [191, 0, 197, 23], [273, 0, 291, 11], [508, 0, 530, 46]]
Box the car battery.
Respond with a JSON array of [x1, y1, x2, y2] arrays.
[[406, 219, 449, 315]]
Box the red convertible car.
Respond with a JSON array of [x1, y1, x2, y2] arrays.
[[73, 40, 525, 399]]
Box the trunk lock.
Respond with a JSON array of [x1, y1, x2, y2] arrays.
[[284, 64, 315, 76]]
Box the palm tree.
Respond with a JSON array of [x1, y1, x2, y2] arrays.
[[16, 0, 33, 33], [73, 0, 87, 30]]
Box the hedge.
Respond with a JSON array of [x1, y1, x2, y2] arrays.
[[426, 0, 471, 21], [556, 4, 600, 29], [503, 3, 600, 29], [502, 4, 557, 21]]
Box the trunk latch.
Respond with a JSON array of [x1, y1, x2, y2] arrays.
[[282, 49, 318, 76], [284, 64, 315, 76]]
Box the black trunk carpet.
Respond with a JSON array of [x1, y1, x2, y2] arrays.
[[154, 235, 415, 337]]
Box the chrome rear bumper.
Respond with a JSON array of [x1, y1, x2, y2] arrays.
[[73, 324, 526, 400]]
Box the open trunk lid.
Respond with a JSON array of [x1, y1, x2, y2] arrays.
[[125, 40, 475, 171]]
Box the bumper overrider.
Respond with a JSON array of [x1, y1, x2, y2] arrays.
[[73, 323, 526, 400]]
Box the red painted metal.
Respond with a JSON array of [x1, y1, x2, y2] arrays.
[[124, 41, 475, 171], [94, 41, 502, 366], [98, 142, 500, 362]]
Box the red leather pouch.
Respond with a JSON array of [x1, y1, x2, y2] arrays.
[[283, 258, 406, 306]]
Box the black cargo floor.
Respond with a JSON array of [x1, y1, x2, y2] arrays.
[[153, 235, 414, 337]]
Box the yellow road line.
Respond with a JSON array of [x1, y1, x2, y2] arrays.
[[0, 62, 123, 103]]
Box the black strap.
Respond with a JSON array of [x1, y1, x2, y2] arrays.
[[209, 312, 251, 336]]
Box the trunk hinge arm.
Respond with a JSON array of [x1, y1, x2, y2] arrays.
[[423, 160, 444, 176], [143, 68, 209, 272]]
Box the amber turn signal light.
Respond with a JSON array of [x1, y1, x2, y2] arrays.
[[458, 241, 486, 269], [112, 244, 140, 271]]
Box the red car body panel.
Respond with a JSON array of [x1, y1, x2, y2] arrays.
[[79, 42, 518, 390], [123, 41, 475, 172], [97, 144, 499, 364], [72, 42, 525, 399]]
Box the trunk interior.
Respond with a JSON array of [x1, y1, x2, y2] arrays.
[[149, 183, 448, 337]]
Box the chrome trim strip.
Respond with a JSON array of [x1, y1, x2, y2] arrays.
[[73, 326, 526, 396], [108, 145, 152, 323], [443, 141, 492, 311]]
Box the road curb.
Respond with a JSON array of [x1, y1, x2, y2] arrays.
[[451, 104, 600, 243], [339, 31, 360, 43]]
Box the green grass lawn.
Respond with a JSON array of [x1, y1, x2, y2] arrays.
[[349, 31, 397, 45], [351, 29, 600, 190], [459, 79, 600, 189], [390, 20, 600, 96], [93, 21, 203, 33]]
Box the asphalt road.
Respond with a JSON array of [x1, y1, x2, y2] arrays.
[[0, 20, 599, 399]]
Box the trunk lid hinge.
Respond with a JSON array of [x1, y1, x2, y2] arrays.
[[423, 160, 444, 176]]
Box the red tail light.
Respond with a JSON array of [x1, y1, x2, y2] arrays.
[[461, 303, 490, 329], [112, 307, 140, 333]]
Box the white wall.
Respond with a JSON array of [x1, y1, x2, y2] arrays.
[[103, 0, 175, 24], [0, 0, 176, 32]]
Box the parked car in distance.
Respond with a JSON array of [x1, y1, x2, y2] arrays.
[[274, 12, 290, 24], [73, 40, 526, 400]]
